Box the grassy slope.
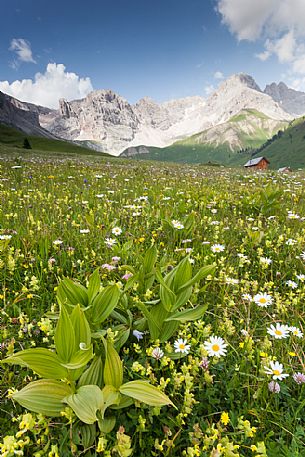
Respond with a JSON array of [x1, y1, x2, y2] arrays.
[[253, 117, 305, 168], [123, 110, 286, 167], [0, 124, 110, 158]]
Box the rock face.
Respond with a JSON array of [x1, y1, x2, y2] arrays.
[[0, 73, 297, 155], [264, 82, 305, 116], [41, 90, 207, 155], [39, 73, 291, 155], [186, 109, 287, 151], [202, 74, 290, 126], [0, 91, 56, 138]]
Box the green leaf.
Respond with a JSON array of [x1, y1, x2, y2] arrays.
[[110, 394, 133, 410], [61, 345, 94, 370], [70, 305, 91, 348], [91, 285, 121, 325], [143, 245, 157, 273], [4, 348, 68, 379], [87, 269, 101, 303], [136, 301, 161, 340], [172, 256, 192, 292], [159, 321, 179, 342], [58, 278, 88, 307], [103, 340, 123, 389], [79, 424, 97, 448], [119, 381, 173, 407], [55, 305, 76, 363], [99, 385, 120, 418], [64, 385, 104, 424], [98, 416, 116, 434], [13, 380, 72, 416], [177, 265, 215, 292], [165, 304, 208, 322], [78, 356, 104, 388], [172, 286, 192, 311]]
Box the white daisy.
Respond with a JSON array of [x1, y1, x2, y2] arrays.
[[112, 227, 122, 236], [172, 220, 184, 230], [289, 326, 303, 338], [80, 229, 90, 234], [286, 280, 298, 289], [211, 244, 225, 253], [174, 338, 191, 354], [0, 234, 12, 240], [203, 336, 227, 358], [267, 323, 290, 339], [264, 361, 289, 380], [253, 293, 273, 308]]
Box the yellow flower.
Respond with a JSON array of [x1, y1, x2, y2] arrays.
[[220, 411, 230, 425]]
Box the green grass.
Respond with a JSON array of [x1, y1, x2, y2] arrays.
[[253, 117, 305, 168], [0, 153, 305, 455], [122, 110, 288, 167], [0, 123, 110, 158]]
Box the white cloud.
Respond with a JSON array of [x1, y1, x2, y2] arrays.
[[10, 38, 36, 63], [0, 63, 93, 108], [214, 71, 224, 79], [217, 0, 305, 78]]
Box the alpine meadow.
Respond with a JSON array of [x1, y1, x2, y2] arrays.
[[1, 0, 305, 456]]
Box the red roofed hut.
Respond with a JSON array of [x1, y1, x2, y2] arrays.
[[244, 156, 270, 170]]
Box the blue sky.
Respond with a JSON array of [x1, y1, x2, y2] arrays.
[[1, 0, 305, 108]]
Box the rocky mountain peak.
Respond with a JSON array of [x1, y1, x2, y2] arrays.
[[218, 73, 262, 93], [264, 82, 305, 116]]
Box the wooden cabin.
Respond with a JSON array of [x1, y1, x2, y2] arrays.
[[278, 167, 292, 173], [244, 156, 270, 170]]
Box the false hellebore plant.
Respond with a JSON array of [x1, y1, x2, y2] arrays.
[[3, 279, 173, 437]]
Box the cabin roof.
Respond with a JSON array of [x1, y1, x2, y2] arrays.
[[244, 156, 270, 167]]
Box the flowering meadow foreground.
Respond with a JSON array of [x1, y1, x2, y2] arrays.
[[0, 156, 305, 457]]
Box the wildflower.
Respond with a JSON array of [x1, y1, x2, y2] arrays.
[[253, 293, 273, 307], [151, 347, 164, 360], [174, 338, 191, 354], [267, 323, 290, 339], [220, 412, 230, 425], [203, 336, 227, 358], [286, 238, 297, 245], [289, 326, 303, 338], [0, 234, 12, 240], [122, 273, 133, 280], [293, 372, 305, 384], [53, 239, 63, 245], [296, 274, 305, 282], [260, 257, 272, 265], [286, 280, 298, 289], [133, 330, 144, 341], [105, 237, 117, 248], [112, 256, 121, 263], [199, 357, 209, 370], [102, 263, 116, 271], [264, 361, 289, 380], [211, 244, 225, 253], [268, 381, 281, 393], [112, 227, 122, 236], [80, 229, 90, 234], [172, 220, 184, 230], [242, 294, 252, 302], [300, 251, 305, 260]]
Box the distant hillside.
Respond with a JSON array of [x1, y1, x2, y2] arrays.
[[121, 109, 287, 166], [0, 124, 110, 157], [252, 117, 305, 168]]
